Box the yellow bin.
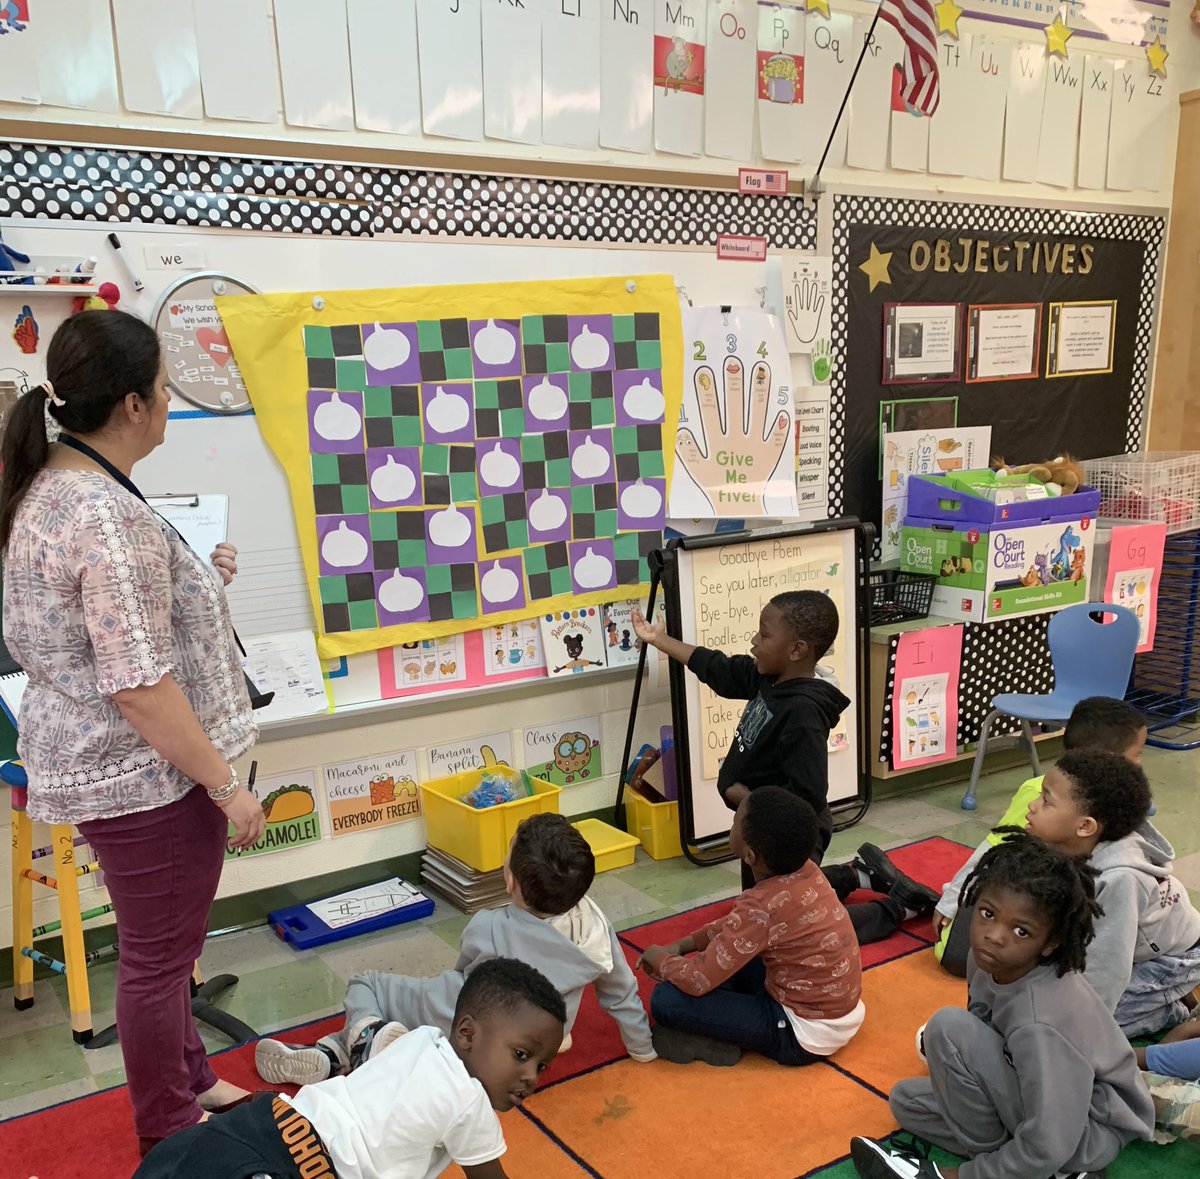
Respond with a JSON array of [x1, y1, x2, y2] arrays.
[[572, 818, 640, 872], [624, 793, 684, 860], [420, 770, 561, 872]]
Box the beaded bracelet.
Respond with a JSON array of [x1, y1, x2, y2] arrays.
[[206, 768, 239, 804]]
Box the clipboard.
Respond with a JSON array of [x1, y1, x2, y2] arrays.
[[147, 493, 230, 568]]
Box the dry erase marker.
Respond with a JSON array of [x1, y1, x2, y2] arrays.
[[248, 760, 258, 789], [106, 233, 144, 292]]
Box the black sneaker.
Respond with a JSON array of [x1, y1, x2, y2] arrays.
[[850, 1137, 943, 1178], [651, 1025, 741, 1066], [855, 844, 940, 915]]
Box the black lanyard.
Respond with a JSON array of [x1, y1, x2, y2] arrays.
[[57, 435, 274, 709]]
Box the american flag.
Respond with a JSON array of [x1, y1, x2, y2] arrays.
[[878, 0, 940, 116]]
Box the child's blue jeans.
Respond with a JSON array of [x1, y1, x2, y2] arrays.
[[650, 958, 823, 1066], [1115, 941, 1200, 1038]]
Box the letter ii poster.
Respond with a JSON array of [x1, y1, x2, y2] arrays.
[[890, 625, 963, 769]]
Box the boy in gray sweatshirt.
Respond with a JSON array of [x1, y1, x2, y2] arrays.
[[255, 813, 654, 1085], [850, 832, 1154, 1179]]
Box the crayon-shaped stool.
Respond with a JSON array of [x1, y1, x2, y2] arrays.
[[5, 759, 107, 1044]]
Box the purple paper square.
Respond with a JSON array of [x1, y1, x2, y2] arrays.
[[523, 374, 570, 432], [480, 555, 526, 614], [425, 504, 477, 565], [569, 538, 617, 595], [525, 488, 571, 545], [366, 448, 422, 509], [476, 438, 524, 496], [362, 322, 421, 385], [568, 315, 615, 372], [617, 477, 666, 531], [421, 383, 475, 443], [374, 567, 430, 626], [613, 369, 666, 426], [317, 515, 373, 575], [568, 429, 614, 486], [309, 390, 364, 454], [470, 318, 522, 378]]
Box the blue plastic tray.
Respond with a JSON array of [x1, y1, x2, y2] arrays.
[[269, 877, 434, 950]]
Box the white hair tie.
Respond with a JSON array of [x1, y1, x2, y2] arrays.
[[42, 381, 66, 408]]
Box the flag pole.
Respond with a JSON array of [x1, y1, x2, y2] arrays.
[[809, 5, 885, 200]]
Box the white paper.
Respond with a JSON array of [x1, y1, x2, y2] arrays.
[[308, 878, 428, 930], [1107, 62, 1170, 192], [242, 630, 329, 723], [599, 0, 654, 152], [654, 0, 708, 156], [881, 427, 992, 563], [482, 0, 543, 144], [1077, 55, 1114, 190], [756, 1, 804, 162], [887, 304, 960, 379], [0, 10, 39, 104], [542, 0, 601, 150], [347, 0, 423, 135], [945, 34, 1008, 182], [1002, 40, 1046, 183], [148, 494, 229, 567], [928, 33, 974, 177], [1035, 55, 1083, 188], [417, 0, 485, 140], [890, 108, 929, 172], [847, 16, 900, 172], [797, 12, 855, 167], [392, 636, 467, 689], [794, 385, 831, 521], [111, 0, 204, 118], [194, 0, 280, 123], [704, 0, 757, 160], [970, 306, 1039, 380], [1050, 302, 1115, 375], [782, 253, 832, 355], [896, 673, 949, 763], [482, 620, 545, 676], [34, 0, 120, 112], [274, 0, 355, 129]]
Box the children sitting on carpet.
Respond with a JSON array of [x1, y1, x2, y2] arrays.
[[135, 958, 565, 1179], [1024, 749, 1200, 1037], [932, 695, 1149, 977], [255, 812, 654, 1086], [849, 831, 1155, 1179], [636, 786, 863, 1067]]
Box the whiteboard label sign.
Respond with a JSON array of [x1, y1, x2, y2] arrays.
[[167, 300, 222, 332], [145, 245, 207, 271], [716, 235, 768, 261]]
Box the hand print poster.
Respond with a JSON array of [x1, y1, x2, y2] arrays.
[[669, 306, 798, 520], [218, 276, 682, 658]]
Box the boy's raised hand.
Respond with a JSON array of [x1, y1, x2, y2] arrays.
[[631, 608, 663, 648]]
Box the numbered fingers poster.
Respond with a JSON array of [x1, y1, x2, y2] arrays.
[[670, 307, 797, 519]]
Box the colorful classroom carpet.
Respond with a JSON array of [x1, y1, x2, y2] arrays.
[[2, 837, 1197, 1179]]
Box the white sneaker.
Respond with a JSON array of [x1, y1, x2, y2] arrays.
[[255, 1034, 348, 1086], [366, 1021, 409, 1061], [915, 1023, 927, 1061], [850, 1137, 944, 1178], [557, 1032, 573, 1056]]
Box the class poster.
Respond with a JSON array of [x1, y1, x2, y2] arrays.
[[1104, 522, 1166, 653], [324, 749, 421, 838], [226, 769, 323, 860], [890, 626, 963, 769], [218, 276, 682, 658], [523, 715, 603, 786]]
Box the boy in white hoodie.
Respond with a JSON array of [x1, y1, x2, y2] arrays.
[[256, 813, 655, 1084], [1025, 748, 1200, 1037]]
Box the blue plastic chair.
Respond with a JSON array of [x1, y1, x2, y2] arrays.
[[961, 603, 1140, 810]]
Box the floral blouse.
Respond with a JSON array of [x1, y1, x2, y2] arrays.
[[2, 469, 256, 824]]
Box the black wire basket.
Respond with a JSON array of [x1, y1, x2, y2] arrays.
[[867, 569, 937, 626]]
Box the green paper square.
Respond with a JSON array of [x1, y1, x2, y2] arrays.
[[452, 590, 479, 619], [311, 453, 341, 484], [612, 315, 636, 344], [569, 373, 594, 402], [397, 538, 427, 565], [595, 509, 618, 535], [525, 545, 550, 575], [304, 325, 334, 358], [590, 399, 615, 428], [480, 497, 508, 526], [547, 566, 573, 595], [503, 519, 529, 549], [613, 533, 641, 562], [335, 359, 367, 390], [370, 513, 400, 541], [444, 348, 473, 380], [571, 485, 596, 512], [522, 317, 547, 345], [545, 343, 570, 373], [417, 320, 444, 349], [341, 485, 370, 515], [475, 380, 500, 409], [636, 340, 662, 369], [422, 446, 451, 476], [394, 417, 423, 447], [612, 427, 639, 455], [449, 470, 478, 501], [522, 435, 547, 464], [499, 407, 525, 437], [546, 458, 572, 487], [364, 387, 394, 417], [319, 575, 349, 605], [348, 600, 379, 630]]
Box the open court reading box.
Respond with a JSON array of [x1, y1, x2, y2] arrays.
[[420, 771, 561, 873], [901, 474, 1100, 623]]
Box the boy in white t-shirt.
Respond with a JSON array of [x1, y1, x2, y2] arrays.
[[134, 958, 566, 1179]]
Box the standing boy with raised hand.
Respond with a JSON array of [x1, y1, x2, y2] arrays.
[[1023, 748, 1200, 1037], [138, 958, 566, 1179], [932, 696, 1149, 977], [256, 813, 654, 1085]]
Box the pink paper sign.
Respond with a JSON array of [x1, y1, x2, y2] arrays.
[[1104, 523, 1166, 654], [891, 625, 964, 770]]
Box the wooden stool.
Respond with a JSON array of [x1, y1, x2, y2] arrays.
[[5, 760, 109, 1044]]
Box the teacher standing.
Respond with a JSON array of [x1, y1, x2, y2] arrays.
[[0, 311, 265, 1155]]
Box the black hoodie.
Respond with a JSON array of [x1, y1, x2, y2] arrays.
[[687, 647, 850, 835]]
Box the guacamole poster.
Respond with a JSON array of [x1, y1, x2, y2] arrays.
[[226, 769, 322, 859]]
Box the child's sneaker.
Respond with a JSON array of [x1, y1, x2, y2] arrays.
[[557, 1031, 573, 1055], [366, 1021, 409, 1061], [255, 1034, 347, 1085], [914, 1023, 927, 1061], [850, 1137, 943, 1178], [854, 845, 940, 916], [651, 1025, 741, 1066]]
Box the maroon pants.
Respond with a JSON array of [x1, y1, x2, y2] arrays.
[[79, 785, 227, 1138]]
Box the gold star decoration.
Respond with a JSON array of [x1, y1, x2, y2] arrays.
[[807, 0, 831, 17], [1044, 14, 1073, 58], [859, 242, 893, 293], [1146, 37, 1169, 77], [935, 0, 964, 38]]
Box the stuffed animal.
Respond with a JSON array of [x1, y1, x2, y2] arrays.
[[0, 226, 30, 278], [991, 454, 1085, 497], [71, 281, 120, 314]]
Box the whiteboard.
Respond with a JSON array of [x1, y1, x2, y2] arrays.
[[668, 523, 865, 844], [0, 218, 773, 644]]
